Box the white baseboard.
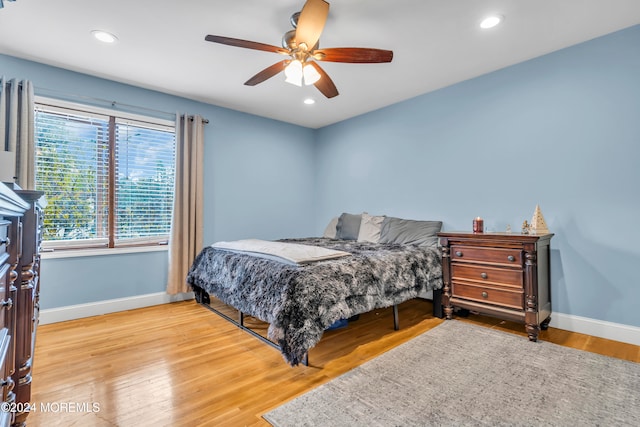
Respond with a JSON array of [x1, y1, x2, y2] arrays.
[[549, 313, 640, 346], [39, 292, 194, 325]]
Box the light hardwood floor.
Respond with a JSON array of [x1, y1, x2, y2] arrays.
[[29, 299, 639, 427]]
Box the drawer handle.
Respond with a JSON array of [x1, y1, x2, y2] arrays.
[[455, 251, 463, 257], [480, 272, 488, 279], [507, 255, 515, 262], [0, 376, 14, 390], [482, 291, 488, 298], [0, 237, 9, 247]]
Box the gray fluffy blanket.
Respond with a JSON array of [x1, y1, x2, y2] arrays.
[[187, 238, 442, 365]]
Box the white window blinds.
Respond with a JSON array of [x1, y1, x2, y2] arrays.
[[34, 101, 176, 249], [115, 119, 175, 244]]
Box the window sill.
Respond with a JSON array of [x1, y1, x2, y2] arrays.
[[41, 244, 168, 260]]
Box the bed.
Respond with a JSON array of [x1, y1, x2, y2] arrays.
[[186, 213, 444, 366]]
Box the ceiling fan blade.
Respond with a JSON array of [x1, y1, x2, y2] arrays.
[[244, 61, 288, 86], [314, 47, 394, 63], [309, 61, 338, 98], [294, 0, 329, 50], [205, 35, 288, 55]]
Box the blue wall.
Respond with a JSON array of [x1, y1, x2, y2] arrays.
[[0, 54, 317, 309], [315, 25, 640, 327], [2, 25, 639, 328]]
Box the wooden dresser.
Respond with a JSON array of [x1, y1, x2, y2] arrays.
[[0, 183, 44, 427], [12, 189, 44, 427], [0, 183, 29, 427], [438, 231, 553, 341]]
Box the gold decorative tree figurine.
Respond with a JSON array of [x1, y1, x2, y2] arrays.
[[530, 205, 549, 234]]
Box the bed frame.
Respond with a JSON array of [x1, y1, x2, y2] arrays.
[[193, 284, 443, 366]]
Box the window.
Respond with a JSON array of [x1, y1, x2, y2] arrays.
[[34, 99, 176, 250]]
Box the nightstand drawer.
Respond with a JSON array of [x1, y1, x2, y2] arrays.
[[451, 245, 522, 267], [452, 282, 524, 310], [451, 264, 523, 289]]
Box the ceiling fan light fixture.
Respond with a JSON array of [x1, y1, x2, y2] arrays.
[[480, 15, 504, 29], [204, 0, 392, 99], [285, 60, 303, 86], [302, 63, 321, 85]]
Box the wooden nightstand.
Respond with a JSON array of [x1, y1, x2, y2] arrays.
[[438, 231, 553, 341]]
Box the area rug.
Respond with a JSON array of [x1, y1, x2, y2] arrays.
[[263, 320, 640, 426]]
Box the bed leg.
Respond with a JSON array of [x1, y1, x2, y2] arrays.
[[432, 288, 444, 319], [239, 311, 244, 327], [393, 305, 399, 330], [193, 286, 210, 305], [302, 353, 309, 367], [194, 287, 202, 303]]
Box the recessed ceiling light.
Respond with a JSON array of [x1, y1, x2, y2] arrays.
[[480, 15, 504, 29], [303, 98, 316, 105], [91, 30, 118, 43]]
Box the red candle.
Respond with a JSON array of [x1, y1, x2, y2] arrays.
[[473, 217, 484, 233]]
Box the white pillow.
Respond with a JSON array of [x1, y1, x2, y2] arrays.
[[322, 217, 339, 238], [357, 213, 385, 243]]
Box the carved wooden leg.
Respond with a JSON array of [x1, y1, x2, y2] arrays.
[[444, 305, 453, 320], [440, 245, 453, 320], [526, 323, 540, 342], [523, 250, 540, 342], [442, 284, 454, 320]]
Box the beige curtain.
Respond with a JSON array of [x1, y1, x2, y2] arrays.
[[0, 77, 35, 189], [167, 114, 205, 294]]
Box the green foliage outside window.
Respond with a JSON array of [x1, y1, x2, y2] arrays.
[[34, 104, 175, 248]]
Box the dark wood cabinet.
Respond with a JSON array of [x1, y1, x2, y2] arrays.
[[0, 183, 29, 427], [438, 231, 553, 341], [0, 183, 44, 427], [11, 190, 44, 427]]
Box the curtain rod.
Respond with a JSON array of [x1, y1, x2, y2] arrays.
[[25, 84, 209, 124]]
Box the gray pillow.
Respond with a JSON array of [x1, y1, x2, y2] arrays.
[[379, 217, 443, 247], [357, 213, 385, 243], [335, 212, 362, 240]]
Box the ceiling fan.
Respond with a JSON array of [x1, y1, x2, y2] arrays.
[[204, 0, 393, 99]]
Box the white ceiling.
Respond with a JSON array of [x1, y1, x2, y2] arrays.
[[1, 0, 639, 129]]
